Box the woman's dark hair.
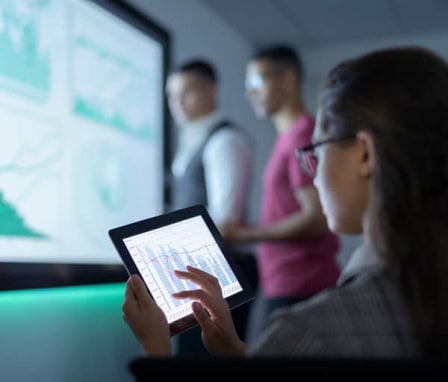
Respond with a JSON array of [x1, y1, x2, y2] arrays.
[[319, 46, 448, 358]]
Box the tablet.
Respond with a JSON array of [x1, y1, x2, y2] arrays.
[[108, 204, 254, 336]]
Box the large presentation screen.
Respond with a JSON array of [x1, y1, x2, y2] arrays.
[[0, 0, 169, 274]]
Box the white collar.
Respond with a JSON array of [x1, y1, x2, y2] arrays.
[[337, 240, 384, 285], [178, 110, 224, 147]]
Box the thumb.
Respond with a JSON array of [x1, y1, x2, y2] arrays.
[[130, 274, 151, 306]]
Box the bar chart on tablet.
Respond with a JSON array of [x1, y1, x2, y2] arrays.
[[122, 216, 243, 323]]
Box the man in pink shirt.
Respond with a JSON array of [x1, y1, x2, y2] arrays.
[[223, 45, 340, 343]]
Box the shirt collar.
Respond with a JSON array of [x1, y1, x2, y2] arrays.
[[337, 240, 384, 286], [178, 110, 223, 146]]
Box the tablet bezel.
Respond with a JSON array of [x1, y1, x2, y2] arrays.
[[108, 204, 254, 336]]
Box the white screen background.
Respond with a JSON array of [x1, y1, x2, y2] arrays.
[[0, 0, 165, 263]]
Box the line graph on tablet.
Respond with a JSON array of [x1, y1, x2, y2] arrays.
[[122, 216, 243, 323]]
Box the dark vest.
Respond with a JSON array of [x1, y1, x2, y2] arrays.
[[170, 120, 238, 211]]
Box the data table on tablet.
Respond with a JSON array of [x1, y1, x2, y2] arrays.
[[109, 204, 254, 335]]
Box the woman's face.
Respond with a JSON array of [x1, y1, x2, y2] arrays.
[[312, 108, 370, 235]]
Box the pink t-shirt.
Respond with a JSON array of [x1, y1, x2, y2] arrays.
[[258, 113, 340, 298]]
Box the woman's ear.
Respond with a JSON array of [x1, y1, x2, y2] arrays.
[[356, 130, 375, 177]]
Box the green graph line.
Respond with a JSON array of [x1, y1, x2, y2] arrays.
[[0, 132, 61, 174], [73, 97, 155, 139], [0, 0, 51, 98]]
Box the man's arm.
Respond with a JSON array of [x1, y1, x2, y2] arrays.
[[223, 185, 329, 243], [203, 128, 253, 226]]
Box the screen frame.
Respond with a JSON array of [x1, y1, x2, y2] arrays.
[[108, 204, 254, 336], [0, 0, 171, 291]]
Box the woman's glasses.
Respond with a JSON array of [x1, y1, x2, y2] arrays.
[[295, 135, 356, 177]]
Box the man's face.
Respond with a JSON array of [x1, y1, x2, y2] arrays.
[[166, 72, 215, 125], [244, 58, 285, 119]]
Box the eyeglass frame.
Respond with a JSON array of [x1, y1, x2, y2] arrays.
[[295, 134, 357, 177]]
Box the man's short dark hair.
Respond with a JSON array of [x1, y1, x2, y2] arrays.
[[252, 44, 303, 81], [173, 60, 217, 84]]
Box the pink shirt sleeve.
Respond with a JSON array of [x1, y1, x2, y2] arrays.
[[287, 115, 315, 190]]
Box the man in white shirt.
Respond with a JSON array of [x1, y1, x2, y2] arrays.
[[166, 59, 256, 356]]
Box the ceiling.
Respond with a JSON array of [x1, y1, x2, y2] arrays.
[[199, 0, 448, 48]]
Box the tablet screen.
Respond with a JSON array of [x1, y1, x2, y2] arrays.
[[109, 204, 253, 335], [122, 215, 243, 324]]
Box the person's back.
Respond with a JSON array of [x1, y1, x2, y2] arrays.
[[249, 243, 420, 357], [166, 59, 256, 355]]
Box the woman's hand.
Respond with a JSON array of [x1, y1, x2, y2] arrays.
[[173, 265, 247, 356], [122, 274, 172, 356]]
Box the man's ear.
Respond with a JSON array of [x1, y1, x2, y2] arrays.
[[356, 130, 375, 177]]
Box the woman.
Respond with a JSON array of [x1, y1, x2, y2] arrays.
[[122, 46, 448, 359]]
